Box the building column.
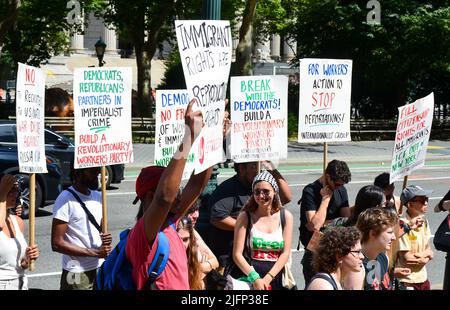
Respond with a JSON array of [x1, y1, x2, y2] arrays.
[[254, 38, 271, 63], [282, 38, 296, 62], [70, 23, 86, 54], [103, 24, 119, 56], [270, 34, 281, 61]]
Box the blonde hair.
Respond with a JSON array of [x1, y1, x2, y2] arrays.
[[177, 217, 203, 290]]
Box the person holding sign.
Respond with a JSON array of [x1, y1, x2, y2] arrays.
[[396, 185, 434, 290], [0, 173, 40, 290], [126, 99, 213, 290], [374, 173, 402, 215], [299, 159, 351, 286], [51, 167, 112, 290]]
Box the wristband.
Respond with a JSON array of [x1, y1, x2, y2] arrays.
[[248, 271, 261, 283], [267, 272, 274, 279]]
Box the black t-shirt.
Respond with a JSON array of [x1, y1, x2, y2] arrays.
[[299, 179, 349, 247], [207, 175, 251, 258]]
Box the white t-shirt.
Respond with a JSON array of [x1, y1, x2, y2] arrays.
[[52, 187, 103, 272]]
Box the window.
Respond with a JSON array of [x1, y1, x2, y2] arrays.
[[45, 130, 61, 144], [0, 125, 17, 143]]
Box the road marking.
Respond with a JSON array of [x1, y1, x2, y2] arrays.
[[124, 166, 450, 180], [28, 271, 62, 278], [427, 146, 446, 150]]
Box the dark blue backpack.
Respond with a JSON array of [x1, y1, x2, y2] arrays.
[[95, 224, 174, 290]]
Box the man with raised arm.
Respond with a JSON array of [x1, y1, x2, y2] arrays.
[[126, 99, 213, 290]]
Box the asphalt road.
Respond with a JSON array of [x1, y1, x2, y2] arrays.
[[26, 159, 450, 290]]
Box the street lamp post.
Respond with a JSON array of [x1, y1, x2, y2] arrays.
[[202, 0, 221, 19], [95, 38, 106, 67]]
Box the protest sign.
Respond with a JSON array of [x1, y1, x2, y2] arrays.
[[73, 67, 133, 168], [390, 93, 434, 184], [230, 75, 288, 162], [175, 20, 232, 173], [154, 89, 195, 180], [16, 63, 47, 173], [298, 58, 352, 142]]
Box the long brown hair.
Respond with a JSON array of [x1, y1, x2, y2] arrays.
[[242, 181, 282, 214], [177, 217, 203, 290]]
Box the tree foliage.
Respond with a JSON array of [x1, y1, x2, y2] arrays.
[[287, 0, 450, 118], [94, 0, 202, 117], [0, 0, 100, 67]]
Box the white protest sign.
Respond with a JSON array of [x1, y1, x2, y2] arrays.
[[298, 58, 352, 142], [175, 20, 232, 173], [230, 75, 288, 162], [16, 63, 47, 173], [389, 93, 434, 184], [73, 67, 133, 168], [154, 89, 195, 180]]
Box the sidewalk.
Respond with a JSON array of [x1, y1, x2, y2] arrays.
[[128, 140, 450, 170]]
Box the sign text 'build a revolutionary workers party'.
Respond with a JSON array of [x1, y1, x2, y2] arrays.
[[298, 59, 352, 143], [390, 93, 434, 184], [73, 67, 133, 168], [175, 20, 232, 173], [16, 63, 47, 173], [154, 89, 195, 180], [230, 75, 288, 162]]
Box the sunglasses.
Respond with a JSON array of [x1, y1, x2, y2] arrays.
[[253, 188, 272, 196], [410, 196, 428, 204]]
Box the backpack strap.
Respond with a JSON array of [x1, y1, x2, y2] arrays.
[[142, 221, 175, 289], [244, 211, 252, 261], [280, 208, 286, 231], [66, 188, 102, 233]]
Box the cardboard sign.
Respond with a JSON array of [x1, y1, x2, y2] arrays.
[[16, 63, 47, 173], [154, 89, 195, 180], [390, 93, 434, 184], [298, 58, 352, 142], [175, 20, 232, 173], [230, 75, 288, 162], [73, 67, 133, 168]]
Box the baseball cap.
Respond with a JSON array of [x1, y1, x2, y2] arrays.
[[400, 185, 433, 206], [132, 166, 165, 204]]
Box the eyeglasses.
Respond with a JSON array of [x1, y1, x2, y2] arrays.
[[349, 250, 363, 257], [253, 189, 271, 196], [410, 197, 428, 204]]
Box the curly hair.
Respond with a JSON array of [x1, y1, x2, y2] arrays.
[[356, 207, 398, 244], [312, 226, 361, 274], [177, 217, 203, 290], [326, 159, 351, 184], [346, 185, 385, 226]]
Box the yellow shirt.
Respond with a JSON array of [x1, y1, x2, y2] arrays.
[[397, 213, 431, 283]]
